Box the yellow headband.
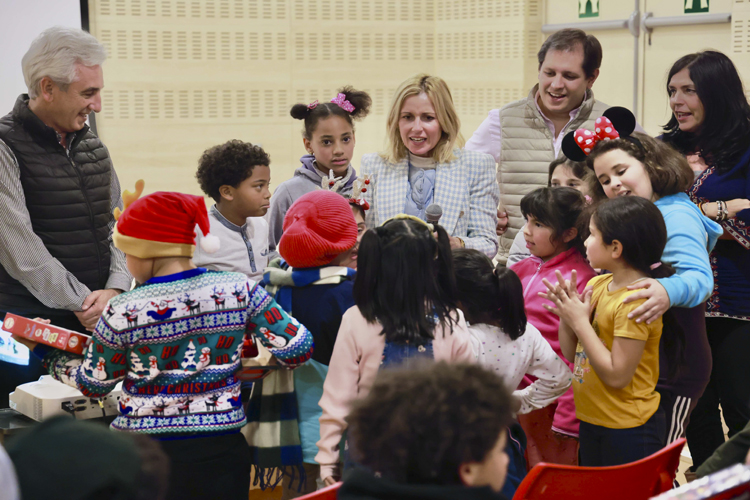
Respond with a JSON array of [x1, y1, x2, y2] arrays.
[[381, 213, 435, 233]]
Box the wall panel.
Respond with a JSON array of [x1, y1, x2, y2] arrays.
[[88, 0, 544, 197]]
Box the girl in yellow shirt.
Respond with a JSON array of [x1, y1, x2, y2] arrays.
[[541, 196, 684, 466]]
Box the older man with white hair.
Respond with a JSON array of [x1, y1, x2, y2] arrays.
[[0, 27, 130, 404]]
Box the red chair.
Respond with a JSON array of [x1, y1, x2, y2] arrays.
[[513, 438, 686, 500], [295, 482, 342, 500]]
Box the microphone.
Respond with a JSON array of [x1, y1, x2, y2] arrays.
[[425, 204, 443, 225]]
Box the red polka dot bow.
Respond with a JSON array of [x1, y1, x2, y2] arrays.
[[573, 116, 620, 155]]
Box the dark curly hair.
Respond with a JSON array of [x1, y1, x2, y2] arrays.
[[195, 140, 270, 202], [290, 86, 372, 139], [346, 362, 513, 486], [453, 249, 526, 340]]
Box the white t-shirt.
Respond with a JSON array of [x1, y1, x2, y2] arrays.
[[468, 322, 572, 414], [193, 206, 274, 283]]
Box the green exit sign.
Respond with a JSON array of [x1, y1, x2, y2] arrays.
[[578, 0, 599, 18], [685, 0, 709, 14]]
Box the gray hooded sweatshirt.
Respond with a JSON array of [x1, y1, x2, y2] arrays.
[[269, 154, 357, 248]]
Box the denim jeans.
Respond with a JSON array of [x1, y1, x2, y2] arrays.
[[380, 339, 434, 369]]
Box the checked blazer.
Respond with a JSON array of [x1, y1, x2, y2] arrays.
[[361, 148, 499, 257]]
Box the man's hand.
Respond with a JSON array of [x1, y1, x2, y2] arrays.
[[449, 236, 464, 249], [74, 289, 121, 331], [323, 477, 337, 487], [496, 208, 508, 236]]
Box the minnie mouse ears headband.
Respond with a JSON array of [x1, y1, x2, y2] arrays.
[[561, 106, 637, 162]]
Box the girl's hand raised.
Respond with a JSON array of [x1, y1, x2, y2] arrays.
[[539, 270, 592, 331], [623, 279, 669, 324]]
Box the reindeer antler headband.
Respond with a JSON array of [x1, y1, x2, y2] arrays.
[[113, 179, 145, 220], [348, 175, 371, 211]]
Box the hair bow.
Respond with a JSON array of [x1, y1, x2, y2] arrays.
[[307, 100, 319, 110], [330, 93, 355, 113], [561, 106, 637, 161], [574, 116, 619, 155]]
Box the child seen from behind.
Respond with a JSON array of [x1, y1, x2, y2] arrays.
[[453, 248, 571, 497], [316, 216, 475, 485], [260, 191, 359, 498], [340, 363, 514, 500], [15, 189, 313, 500]]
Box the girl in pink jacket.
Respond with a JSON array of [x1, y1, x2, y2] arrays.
[[510, 187, 596, 466], [315, 215, 475, 484]]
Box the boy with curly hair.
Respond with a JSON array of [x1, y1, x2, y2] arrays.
[[194, 140, 274, 282], [340, 362, 513, 500]]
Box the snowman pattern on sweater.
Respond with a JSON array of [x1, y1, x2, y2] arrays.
[[43, 269, 313, 435]]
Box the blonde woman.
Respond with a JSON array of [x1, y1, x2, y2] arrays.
[[361, 74, 499, 257]]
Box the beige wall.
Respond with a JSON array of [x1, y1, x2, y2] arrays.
[[544, 0, 736, 136], [90, 0, 749, 199], [88, 0, 542, 198]]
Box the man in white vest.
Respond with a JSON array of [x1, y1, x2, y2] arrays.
[[466, 29, 613, 264]]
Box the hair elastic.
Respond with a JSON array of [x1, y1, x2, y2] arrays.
[[307, 100, 319, 110], [649, 262, 662, 270]]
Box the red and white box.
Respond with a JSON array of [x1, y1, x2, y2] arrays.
[[2, 314, 91, 355]]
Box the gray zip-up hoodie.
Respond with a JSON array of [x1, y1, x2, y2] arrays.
[[268, 154, 357, 248]]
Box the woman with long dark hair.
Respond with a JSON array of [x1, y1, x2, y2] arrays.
[[660, 50, 750, 473]]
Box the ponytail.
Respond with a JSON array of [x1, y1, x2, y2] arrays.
[[353, 218, 458, 344], [452, 249, 526, 340], [434, 224, 457, 310]]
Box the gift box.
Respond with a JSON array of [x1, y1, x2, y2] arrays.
[[650, 463, 750, 500], [2, 314, 91, 355]]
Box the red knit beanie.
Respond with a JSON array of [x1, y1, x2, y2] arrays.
[[113, 191, 220, 258], [279, 190, 357, 268]]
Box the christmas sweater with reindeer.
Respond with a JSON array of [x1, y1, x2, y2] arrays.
[[42, 268, 313, 436]]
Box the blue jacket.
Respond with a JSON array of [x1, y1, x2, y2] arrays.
[[689, 145, 750, 318], [655, 193, 722, 307]]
